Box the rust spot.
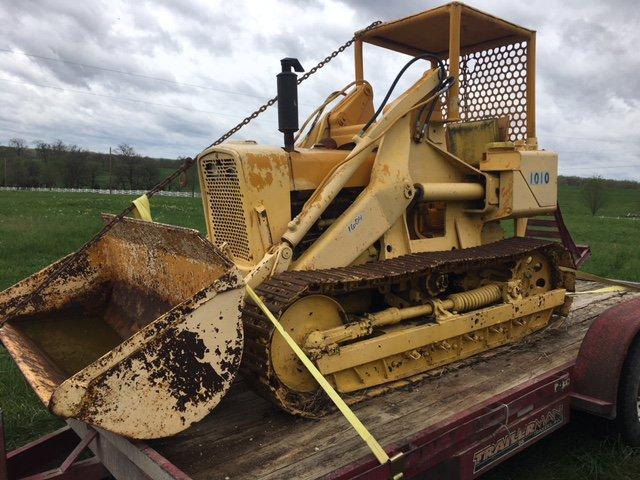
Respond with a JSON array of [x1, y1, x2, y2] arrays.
[[245, 153, 281, 191], [144, 327, 238, 412]]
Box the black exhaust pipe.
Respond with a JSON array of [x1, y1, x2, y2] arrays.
[[277, 58, 304, 151]]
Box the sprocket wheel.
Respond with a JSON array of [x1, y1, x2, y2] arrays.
[[513, 251, 553, 297], [271, 295, 345, 393]]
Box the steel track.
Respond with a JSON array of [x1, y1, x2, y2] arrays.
[[241, 237, 574, 416]]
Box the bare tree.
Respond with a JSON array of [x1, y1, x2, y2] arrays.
[[35, 141, 51, 163], [8, 137, 26, 158], [87, 158, 100, 188], [35, 141, 57, 187], [137, 157, 160, 189], [23, 159, 41, 187], [582, 175, 608, 216], [5, 137, 27, 185], [115, 143, 136, 157], [50, 139, 66, 154], [115, 143, 140, 189], [62, 144, 89, 188]]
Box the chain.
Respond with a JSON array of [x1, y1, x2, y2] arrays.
[[297, 21, 382, 82], [0, 20, 382, 322], [206, 20, 381, 150], [207, 98, 278, 149]]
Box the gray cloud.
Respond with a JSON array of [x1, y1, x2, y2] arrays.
[[0, 0, 638, 180]]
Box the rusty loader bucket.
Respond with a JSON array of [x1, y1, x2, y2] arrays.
[[0, 215, 245, 439]]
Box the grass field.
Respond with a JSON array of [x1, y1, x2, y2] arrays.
[[0, 186, 639, 477]]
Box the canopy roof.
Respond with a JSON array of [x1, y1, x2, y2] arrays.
[[357, 2, 534, 57]]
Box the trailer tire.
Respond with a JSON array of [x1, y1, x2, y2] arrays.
[[616, 334, 640, 447]]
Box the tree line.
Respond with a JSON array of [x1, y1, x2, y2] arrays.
[[1, 137, 637, 209], [0, 137, 194, 191], [559, 175, 640, 191]]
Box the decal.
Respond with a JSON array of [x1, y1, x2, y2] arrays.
[[347, 214, 364, 233], [529, 171, 551, 185], [472, 405, 564, 473], [554, 377, 570, 393]]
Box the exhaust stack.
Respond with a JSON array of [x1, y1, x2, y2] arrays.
[[277, 57, 304, 151]]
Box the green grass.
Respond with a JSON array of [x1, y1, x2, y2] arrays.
[[558, 185, 640, 282], [0, 192, 206, 289], [486, 413, 640, 480], [0, 187, 639, 476], [0, 346, 63, 451]]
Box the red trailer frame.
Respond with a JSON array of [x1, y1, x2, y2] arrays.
[[3, 297, 640, 480]]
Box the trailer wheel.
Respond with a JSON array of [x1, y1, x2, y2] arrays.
[[616, 335, 640, 446]]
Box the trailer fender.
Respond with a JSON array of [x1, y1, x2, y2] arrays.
[[572, 297, 640, 418]]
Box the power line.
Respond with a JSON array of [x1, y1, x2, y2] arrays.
[[0, 124, 123, 143], [563, 164, 640, 170], [0, 123, 208, 147], [557, 150, 639, 155], [0, 48, 271, 101], [0, 77, 277, 124], [544, 133, 640, 144], [0, 48, 320, 108]]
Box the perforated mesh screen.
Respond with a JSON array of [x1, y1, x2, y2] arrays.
[[441, 41, 529, 141], [202, 156, 251, 261]]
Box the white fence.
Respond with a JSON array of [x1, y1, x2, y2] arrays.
[[0, 186, 200, 198]]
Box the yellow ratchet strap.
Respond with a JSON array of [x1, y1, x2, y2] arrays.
[[560, 267, 640, 295], [245, 284, 393, 468], [132, 194, 153, 221], [569, 286, 628, 296]]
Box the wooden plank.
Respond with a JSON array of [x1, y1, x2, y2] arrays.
[[69, 420, 190, 480], [526, 229, 562, 239], [527, 219, 558, 228], [152, 286, 636, 480]]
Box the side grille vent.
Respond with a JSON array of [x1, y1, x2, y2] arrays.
[[202, 157, 251, 261]]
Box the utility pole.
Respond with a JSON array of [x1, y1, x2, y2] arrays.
[[108, 147, 113, 194]]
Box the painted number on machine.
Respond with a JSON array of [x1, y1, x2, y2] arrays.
[[347, 214, 364, 233], [529, 171, 550, 185]]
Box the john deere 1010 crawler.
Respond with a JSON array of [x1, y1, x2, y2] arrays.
[[0, 3, 575, 439]]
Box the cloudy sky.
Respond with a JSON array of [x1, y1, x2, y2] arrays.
[[1, 0, 638, 179]]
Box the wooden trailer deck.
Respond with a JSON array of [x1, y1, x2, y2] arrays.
[[144, 282, 638, 480]]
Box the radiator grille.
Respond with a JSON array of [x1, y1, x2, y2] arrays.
[[441, 41, 529, 141], [202, 157, 251, 261]]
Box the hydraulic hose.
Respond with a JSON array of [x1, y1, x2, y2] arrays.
[[361, 52, 448, 134]]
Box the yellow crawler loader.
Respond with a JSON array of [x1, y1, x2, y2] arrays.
[[0, 3, 575, 439]]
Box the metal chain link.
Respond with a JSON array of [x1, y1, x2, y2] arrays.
[[1, 20, 382, 321], [208, 98, 277, 148], [207, 20, 381, 150], [297, 23, 382, 82]]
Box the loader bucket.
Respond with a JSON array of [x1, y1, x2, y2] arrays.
[[0, 215, 245, 439]]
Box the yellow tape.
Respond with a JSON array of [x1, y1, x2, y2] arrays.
[[568, 286, 628, 296], [560, 267, 640, 293], [245, 285, 391, 466], [132, 194, 152, 221]]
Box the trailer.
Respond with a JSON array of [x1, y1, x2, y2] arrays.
[[3, 281, 640, 480]]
